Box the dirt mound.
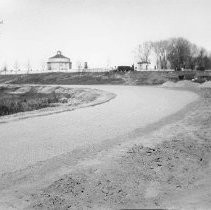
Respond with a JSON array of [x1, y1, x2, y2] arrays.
[[200, 81, 211, 88], [0, 84, 10, 88], [36, 86, 77, 94], [161, 81, 176, 87], [36, 86, 57, 94], [14, 86, 32, 94], [144, 73, 168, 85], [54, 87, 75, 95], [176, 80, 200, 88], [162, 80, 199, 88]]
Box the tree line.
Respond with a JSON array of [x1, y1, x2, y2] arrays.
[[136, 37, 211, 70]]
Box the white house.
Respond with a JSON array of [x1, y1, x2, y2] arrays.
[[134, 49, 170, 71], [47, 51, 72, 71], [134, 50, 157, 71]]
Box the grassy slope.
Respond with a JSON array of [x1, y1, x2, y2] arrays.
[[0, 71, 180, 85], [1, 70, 211, 86], [1, 71, 211, 86]]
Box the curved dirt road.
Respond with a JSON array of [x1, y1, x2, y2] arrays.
[[0, 85, 198, 175]]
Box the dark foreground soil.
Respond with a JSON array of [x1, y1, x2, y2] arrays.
[[27, 88, 211, 210]]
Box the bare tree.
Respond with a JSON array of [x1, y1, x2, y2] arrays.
[[195, 47, 208, 70], [76, 60, 83, 72], [135, 41, 152, 63], [3, 65, 7, 75], [26, 60, 31, 74], [187, 44, 200, 70], [136, 37, 211, 71], [14, 61, 19, 74], [40, 61, 46, 72], [106, 58, 111, 70], [152, 40, 168, 69], [166, 37, 191, 70]]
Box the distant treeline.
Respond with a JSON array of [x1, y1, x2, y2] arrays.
[[136, 37, 211, 70]]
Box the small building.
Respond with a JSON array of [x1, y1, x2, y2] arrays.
[[136, 61, 152, 71], [47, 51, 72, 71], [135, 50, 160, 71]]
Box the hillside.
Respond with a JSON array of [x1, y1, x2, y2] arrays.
[[0, 70, 210, 86], [0, 71, 180, 85]]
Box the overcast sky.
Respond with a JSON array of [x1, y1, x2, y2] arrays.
[[0, 0, 211, 70]]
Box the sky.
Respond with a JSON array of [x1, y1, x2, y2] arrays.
[[0, 0, 211, 70]]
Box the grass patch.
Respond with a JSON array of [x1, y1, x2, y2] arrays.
[[0, 85, 103, 117], [0, 90, 59, 116]]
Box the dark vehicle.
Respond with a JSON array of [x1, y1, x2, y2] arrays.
[[196, 66, 205, 71], [116, 66, 134, 72], [175, 67, 182, 71]]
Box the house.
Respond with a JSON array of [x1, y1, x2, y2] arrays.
[[135, 61, 151, 71], [134, 50, 170, 71], [134, 50, 157, 71], [47, 51, 72, 71]]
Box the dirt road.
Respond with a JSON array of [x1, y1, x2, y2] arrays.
[[0, 85, 202, 210], [0, 86, 198, 175]]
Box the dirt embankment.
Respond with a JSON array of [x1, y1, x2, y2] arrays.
[[23, 88, 211, 209]]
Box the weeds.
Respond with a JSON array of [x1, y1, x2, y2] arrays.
[[0, 92, 59, 116]]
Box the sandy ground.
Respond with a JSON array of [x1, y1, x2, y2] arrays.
[[0, 84, 210, 209]]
